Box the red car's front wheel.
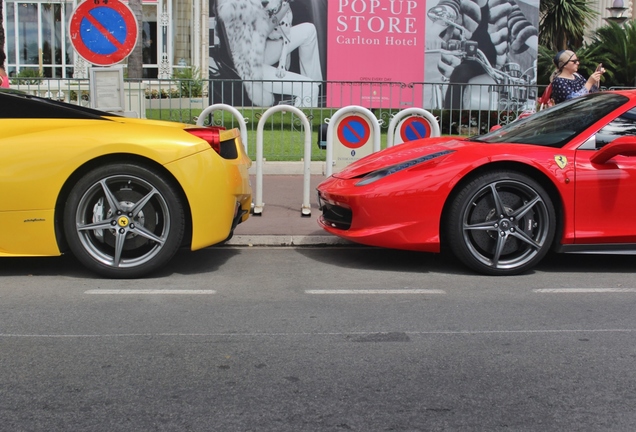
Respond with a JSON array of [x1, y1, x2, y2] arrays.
[[446, 171, 556, 276]]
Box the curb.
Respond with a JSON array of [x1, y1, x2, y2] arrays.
[[225, 235, 352, 247]]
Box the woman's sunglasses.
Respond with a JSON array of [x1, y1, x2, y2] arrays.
[[569, 59, 580, 63]]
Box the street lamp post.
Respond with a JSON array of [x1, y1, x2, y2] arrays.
[[605, 0, 630, 26]]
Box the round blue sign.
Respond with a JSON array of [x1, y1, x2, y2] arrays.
[[69, 0, 138, 66], [337, 115, 371, 149], [79, 7, 128, 55], [400, 117, 431, 142]]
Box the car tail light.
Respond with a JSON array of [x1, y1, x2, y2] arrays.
[[186, 126, 226, 154]]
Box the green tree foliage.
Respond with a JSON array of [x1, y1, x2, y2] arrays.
[[586, 21, 636, 87], [539, 0, 598, 51], [172, 67, 203, 98], [537, 45, 557, 85], [539, 21, 636, 88]]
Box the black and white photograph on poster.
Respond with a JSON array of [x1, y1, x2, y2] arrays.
[[424, 0, 539, 112], [209, 0, 327, 107]]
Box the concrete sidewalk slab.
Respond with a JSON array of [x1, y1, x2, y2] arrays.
[[225, 234, 350, 247], [226, 170, 350, 246], [248, 161, 325, 176]]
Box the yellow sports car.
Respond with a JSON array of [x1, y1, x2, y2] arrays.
[[0, 89, 252, 278]]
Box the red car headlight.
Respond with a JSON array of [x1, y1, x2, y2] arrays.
[[355, 150, 454, 186]]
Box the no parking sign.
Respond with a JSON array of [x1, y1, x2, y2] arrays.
[[332, 113, 376, 173], [387, 108, 440, 147], [69, 0, 138, 66], [400, 117, 433, 142], [337, 115, 371, 149], [395, 116, 435, 144]]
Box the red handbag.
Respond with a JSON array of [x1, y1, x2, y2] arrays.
[[537, 84, 553, 110]]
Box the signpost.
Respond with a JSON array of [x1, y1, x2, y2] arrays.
[[69, 0, 138, 67], [330, 110, 379, 174], [69, 0, 138, 115]]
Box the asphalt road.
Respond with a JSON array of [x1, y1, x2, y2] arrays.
[[2, 247, 636, 431]]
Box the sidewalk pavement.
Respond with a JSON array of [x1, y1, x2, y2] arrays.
[[225, 161, 351, 247]]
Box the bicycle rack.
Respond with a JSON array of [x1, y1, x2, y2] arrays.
[[253, 105, 313, 217]]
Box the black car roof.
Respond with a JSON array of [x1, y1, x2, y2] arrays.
[[0, 89, 118, 120]]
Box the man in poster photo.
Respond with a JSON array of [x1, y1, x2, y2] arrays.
[[426, 0, 538, 110], [210, 0, 325, 107]]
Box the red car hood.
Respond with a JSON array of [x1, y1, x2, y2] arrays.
[[333, 137, 467, 179]]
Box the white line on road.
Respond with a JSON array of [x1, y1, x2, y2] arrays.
[[2, 328, 636, 339], [534, 288, 636, 293], [305, 289, 446, 295], [84, 289, 216, 295]]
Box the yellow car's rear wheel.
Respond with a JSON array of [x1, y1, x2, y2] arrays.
[[64, 163, 185, 278]]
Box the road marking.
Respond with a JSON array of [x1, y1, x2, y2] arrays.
[[534, 288, 636, 293], [84, 289, 216, 295], [2, 328, 636, 339], [305, 289, 445, 295]]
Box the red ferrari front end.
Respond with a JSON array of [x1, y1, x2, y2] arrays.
[[317, 91, 636, 276], [317, 139, 461, 252]]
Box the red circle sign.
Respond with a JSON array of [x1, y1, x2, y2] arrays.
[[336, 115, 371, 149], [69, 0, 138, 66], [400, 117, 432, 142]]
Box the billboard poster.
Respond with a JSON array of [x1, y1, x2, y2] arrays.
[[209, 0, 539, 111], [423, 0, 539, 112], [326, 0, 424, 108], [209, 0, 328, 107]]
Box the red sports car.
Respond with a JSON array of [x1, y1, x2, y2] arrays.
[[317, 90, 636, 275]]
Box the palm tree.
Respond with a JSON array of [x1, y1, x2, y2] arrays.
[[538, 21, 636, 88], [539, 0, 598, 51], [586, 21, 636, 87], [537, 45, 557, 85]]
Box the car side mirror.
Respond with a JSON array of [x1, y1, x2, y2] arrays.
[[590, 136, 636, 164]]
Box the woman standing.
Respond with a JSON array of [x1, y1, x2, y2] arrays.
[[0, 49, 9, 88], [550, 50, 603, 104]]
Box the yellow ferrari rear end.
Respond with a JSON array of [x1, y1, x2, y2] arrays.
[[0, 89, 251, 278]]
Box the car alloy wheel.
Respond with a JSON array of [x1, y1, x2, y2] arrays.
[[447, 171, 556, 275], [64, 163, 185, 278]]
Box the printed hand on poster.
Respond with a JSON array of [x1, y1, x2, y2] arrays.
[[211, 0, 324, 108], [426, 0, 538, 111]]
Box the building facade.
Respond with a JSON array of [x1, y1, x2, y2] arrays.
[[1, 0, 208, 79], [0, 0, 633, 81]]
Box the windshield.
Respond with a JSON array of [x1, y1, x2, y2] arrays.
[[470, 93, 628, 148]]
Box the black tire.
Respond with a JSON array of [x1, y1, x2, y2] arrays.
[[446, 171, 556, 275], [63, 163, 185, 278]]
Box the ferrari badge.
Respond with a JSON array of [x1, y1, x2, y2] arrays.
[[554, 155, 568, 169]]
